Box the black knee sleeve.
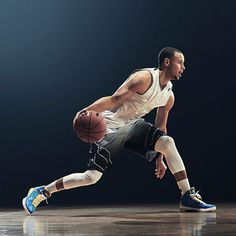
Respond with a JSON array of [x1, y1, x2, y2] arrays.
[[146, 125, 166, 150]]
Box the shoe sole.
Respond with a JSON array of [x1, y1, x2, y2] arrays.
[[22, 197, 32, 215], [180, 204, 216, 212], [22, 188, 35, 215]]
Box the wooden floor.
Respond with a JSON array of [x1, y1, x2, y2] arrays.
[[0, 204, 235, 235]]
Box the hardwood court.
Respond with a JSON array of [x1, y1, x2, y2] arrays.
[[0, 204, 235, 235]]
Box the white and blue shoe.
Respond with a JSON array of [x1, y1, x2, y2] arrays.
[[180, 187, 216, 212], [22, 186, 51, 215]]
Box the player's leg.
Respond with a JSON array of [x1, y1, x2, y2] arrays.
[[22, 170, 102, 215], [154, 136, 190, 194], [154, 135, 216, 212], [46, 169, 103, 193], [22, 132, 124, 215], [22, 144, 107, 215]]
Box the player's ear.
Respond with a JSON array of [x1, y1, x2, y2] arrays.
[[164, 58, 170, 67]]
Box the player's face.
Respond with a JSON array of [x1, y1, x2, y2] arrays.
[[167, 52, 185, 80]]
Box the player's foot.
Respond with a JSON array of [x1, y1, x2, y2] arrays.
[[22, 186, 51, 215], [180, 187, 216, 212]]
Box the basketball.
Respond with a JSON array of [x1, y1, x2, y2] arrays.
[[73, 111, 107, 143]]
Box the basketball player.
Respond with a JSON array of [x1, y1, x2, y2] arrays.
[[22, 47, 216, 214]]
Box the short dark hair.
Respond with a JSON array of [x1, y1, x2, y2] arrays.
[[158, 47, 183, 69]]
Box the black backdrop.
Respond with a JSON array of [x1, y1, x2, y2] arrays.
[[0, 0, 235, 207]]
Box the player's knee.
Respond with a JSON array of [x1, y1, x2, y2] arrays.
[[84, 170, 102, 185], [154, 135, 175, 152]]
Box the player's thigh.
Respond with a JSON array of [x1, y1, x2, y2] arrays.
[[87, 131, 126, 172]]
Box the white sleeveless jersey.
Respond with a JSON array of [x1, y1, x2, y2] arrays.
[[102, 68, 173, 132]]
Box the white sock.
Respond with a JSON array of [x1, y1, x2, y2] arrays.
[[177, 179, 190, 195]]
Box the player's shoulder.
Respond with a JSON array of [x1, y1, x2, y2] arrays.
[[131, 69, 152, 79], [125, 68, 153, 93], [129, 68, 155, 84]]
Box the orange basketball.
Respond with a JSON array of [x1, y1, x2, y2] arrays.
[[73, 111, 107, 143]]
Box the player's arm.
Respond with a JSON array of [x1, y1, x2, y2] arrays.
[[154, 92, 175, 179], [154, 92, 175, 133], [78, 71, 152, 114]]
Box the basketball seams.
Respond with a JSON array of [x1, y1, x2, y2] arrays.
[[75, 128, 106, 133], [74, 110, 107, 143], [79, 114, 89, 129], [88, 129, 107, 133], [89, 116, 104, 129], [79, 134, 100, 143], [88, 111, 92, 143]]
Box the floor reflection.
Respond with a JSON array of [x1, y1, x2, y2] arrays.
[[23, 217, 47, 236], [179, 212, 216, 236], [22, 207, 217, 236]]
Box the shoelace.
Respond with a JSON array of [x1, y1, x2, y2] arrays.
[[32, 194, 46, 207], [32, 190, 48, 207], [195, 190, 202, 200], [190, 190, 204, 203]]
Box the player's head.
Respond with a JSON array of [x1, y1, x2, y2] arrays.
[[158, 47, 185, 80]]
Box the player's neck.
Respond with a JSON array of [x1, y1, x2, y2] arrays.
[[159, 70, 171, 89]]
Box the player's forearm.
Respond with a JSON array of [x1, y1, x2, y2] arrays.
[[162, 126, 167, 133], [84, 96, 116, 113], [154, 119, 167, 133]]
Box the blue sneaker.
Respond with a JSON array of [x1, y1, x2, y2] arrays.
[[22, 186, 51, 215], [180, 187, 216, 212]]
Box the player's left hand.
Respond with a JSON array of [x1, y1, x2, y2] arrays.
[[155, 155, 167, 179], [73, 109, 87, 126]]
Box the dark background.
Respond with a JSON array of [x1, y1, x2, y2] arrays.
[[0, 0, 235, 207]]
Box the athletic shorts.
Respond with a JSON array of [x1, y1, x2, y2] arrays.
[[87, 118, 166, 173]]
